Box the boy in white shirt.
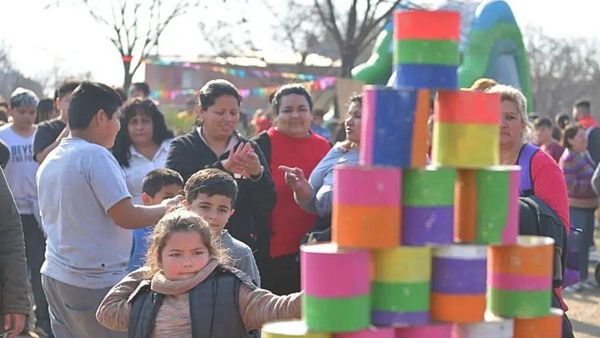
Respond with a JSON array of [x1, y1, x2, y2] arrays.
[[0, 88, 50, 335], [37, 82, 182, 338]]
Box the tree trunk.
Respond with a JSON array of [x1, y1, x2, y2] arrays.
[[340, 50, 357, 78], [122, 60, 132, 91]]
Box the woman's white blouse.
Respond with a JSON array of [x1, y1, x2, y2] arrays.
[[122, 139, 173, 205]]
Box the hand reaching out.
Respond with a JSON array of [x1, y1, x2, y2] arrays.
[[278, 165, 313, 202], [161, 195, 185, 209]]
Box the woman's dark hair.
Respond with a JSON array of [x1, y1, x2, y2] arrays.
[[534, 116, 552, 129], [555, 113, 571, 130], [561, 123, 582, 149], [272, 84, 313, 115], [198, 79, 242, 111], [36, 98, 55, 123], [348, 93, 362, 106], [112, 86, 128, 102], [131, 82, 150, 97], [56, 80, 81, 100], [339, 93, 363, 152], [112, 98, 174, 167]]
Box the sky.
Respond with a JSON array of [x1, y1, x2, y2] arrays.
[[0, 0, 598, 94]]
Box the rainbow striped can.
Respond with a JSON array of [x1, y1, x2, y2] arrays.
[[402, 167, 456, 245], [393, 10, 460, 89], [332, 327, 395, 338], [488, 236, 554, 317], [395, 324, 452, 338], [513, 308, 563, 338], [454, 167, 520, 245], [371, 247, 432, 326], [332, 165, 401, 248], [262, 320, 330, 338], [453, 316, 514, 338], [432, 90, 500, 168], [360, 86, 430, 168], [301, 244, 371, 332], [430, 245, 487, 323]]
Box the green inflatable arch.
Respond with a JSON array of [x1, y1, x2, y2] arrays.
[[352, 0, 534, 112]]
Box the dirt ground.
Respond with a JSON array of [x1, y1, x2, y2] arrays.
[[564, 253, 600, 338]]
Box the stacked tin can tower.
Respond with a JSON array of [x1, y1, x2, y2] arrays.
[[262, 9, 563, 338]]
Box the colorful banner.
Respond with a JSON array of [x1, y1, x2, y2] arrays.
[[147, 59, 323, 81], [149, 77, 337, 101]]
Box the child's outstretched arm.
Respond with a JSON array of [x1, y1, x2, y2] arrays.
[[96, 268, 149, 331], [239, 286, 302, 331]]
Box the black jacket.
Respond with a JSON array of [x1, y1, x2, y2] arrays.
[[166, 129, 276, 251], [0, 167, 31, 321], [128, 267, 254, 338]]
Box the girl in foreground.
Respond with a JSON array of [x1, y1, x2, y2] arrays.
[[96, 209, 301, 337]]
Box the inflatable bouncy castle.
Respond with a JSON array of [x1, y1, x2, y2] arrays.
[[352, 0, 533, 111]]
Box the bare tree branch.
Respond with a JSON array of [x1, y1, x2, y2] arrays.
[[525, 26, 600, 117], [345, 0, 359, 42], [314, 0, 402, 76], [314, 0, 344, 49], [77, 0, 198, 89]]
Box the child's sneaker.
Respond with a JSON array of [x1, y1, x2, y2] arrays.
[[580, 279, 598, 290], [590, 249, 600, 262], [564, 282, 583, 292]]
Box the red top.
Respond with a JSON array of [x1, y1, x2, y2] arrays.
[[530, 150, 571, 230], [267, 128, 331, 258], [578, 116, 598, 129], [529, 150, 571, 311], [540, 141, 564, 163]]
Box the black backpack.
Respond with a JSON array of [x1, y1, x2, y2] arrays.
[[517, 144, 582, 288], [519, 196, 568, 288], [586, 126, 600, 165]]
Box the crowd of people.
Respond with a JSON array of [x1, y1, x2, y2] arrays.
[[0, 76, 596, 338]]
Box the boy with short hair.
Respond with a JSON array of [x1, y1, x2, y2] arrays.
[[534, 117, 564, 163], [33, 80, 81, 163], [128, 168, 184, 271], [0, 88, 49, 335], [36, 81, 181, 338], [183, 168, 261, 285]]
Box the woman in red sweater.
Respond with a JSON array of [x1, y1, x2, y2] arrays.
[[253, 84, 331, 295], [488, 85, 570, 228], [488, 85, 573, 338]]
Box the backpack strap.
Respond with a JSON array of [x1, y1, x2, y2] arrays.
[[517, 143, 540, 197], [585, 126, 600, 165]]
